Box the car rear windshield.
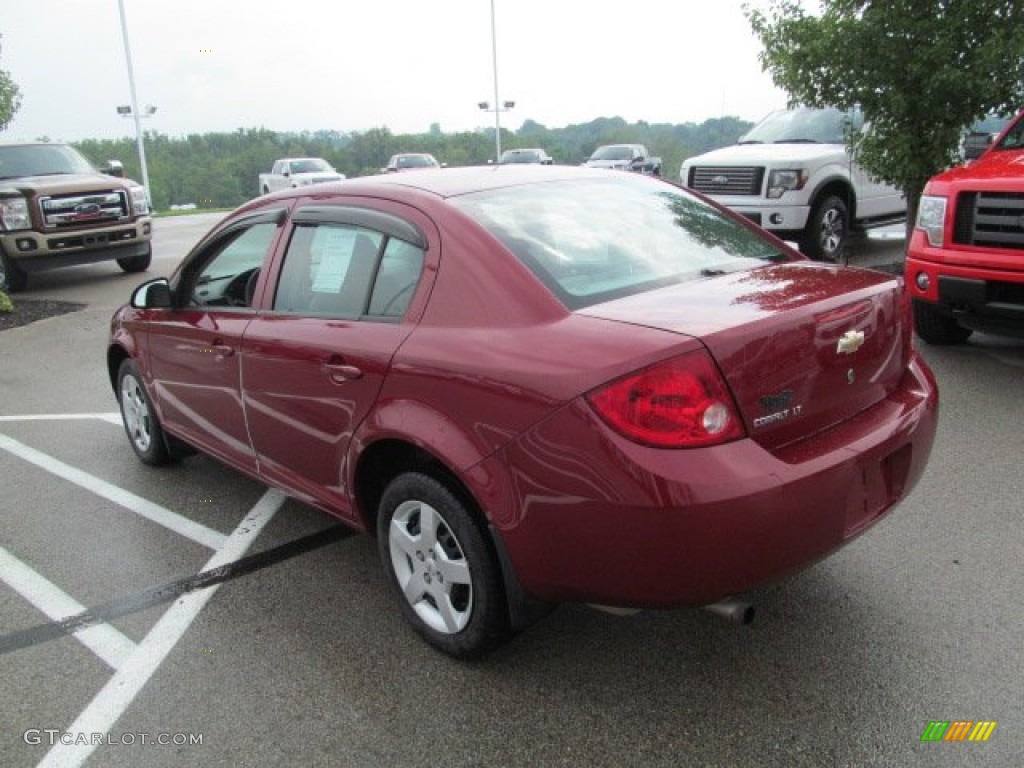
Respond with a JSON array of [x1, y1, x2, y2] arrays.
[[451, 176, 787, 309], [501, 150, 540, 164]]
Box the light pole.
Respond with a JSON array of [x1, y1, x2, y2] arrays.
[[478, 100, 515, 162], [116, 0, 152, 200], [478, 0, 515, 163]]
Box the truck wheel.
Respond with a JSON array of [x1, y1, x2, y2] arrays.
[[117, 245, 152, 274], [0, 249, 28, 292], [913, 300, 973, 345], [801, 194, 848, 262]]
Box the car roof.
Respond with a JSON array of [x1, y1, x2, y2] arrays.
[[270, 164, 627, 200]]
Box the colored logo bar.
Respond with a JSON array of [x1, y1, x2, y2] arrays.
[[920, 721, 997, 742]]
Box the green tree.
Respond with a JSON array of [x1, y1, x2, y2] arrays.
[[745, 0, 1024, 231], [0, 35, 22, 132]]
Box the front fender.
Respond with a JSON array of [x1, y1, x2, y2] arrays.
[[107, 307, 144, 391]]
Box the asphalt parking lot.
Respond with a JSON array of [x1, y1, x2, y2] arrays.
[[1, 214, 1022, 767]]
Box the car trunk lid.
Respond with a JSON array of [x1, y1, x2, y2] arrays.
[[578, 263, 909, 450]]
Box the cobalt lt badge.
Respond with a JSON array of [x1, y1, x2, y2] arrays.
[[836, 329, 865, 355]]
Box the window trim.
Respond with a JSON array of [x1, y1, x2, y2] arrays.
[[292, 205, 427, 250]]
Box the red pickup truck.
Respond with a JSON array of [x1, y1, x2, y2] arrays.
[[906, 109, 1024, 343]]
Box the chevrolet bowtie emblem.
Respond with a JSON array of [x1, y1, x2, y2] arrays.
[[836, 329, 866, 355]]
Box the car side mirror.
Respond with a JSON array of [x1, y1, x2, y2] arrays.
[[131, 278, 172, 309], [105, 160, 125, 177], [283, 169, 291, 176]]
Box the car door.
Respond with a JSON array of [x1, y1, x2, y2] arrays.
[[241, 204, 428, 520], [145, 208, 285, 473], [849, 117, 905, 218]]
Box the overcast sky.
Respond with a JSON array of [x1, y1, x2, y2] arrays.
[[2, 0, 793, 143]]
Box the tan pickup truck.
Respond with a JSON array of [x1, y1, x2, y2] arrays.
[[0, 142, 153, 292]]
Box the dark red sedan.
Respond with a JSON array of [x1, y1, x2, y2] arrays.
[[107, 166, 938, 658]]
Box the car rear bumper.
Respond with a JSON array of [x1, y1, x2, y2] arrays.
[[485, 353, 938, 608]]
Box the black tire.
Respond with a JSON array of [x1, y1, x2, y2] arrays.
[[377, 472, 509, 659], [117, 359, 172, 466], [0, 249, 28, 292], [913, 300, 973, 345], [117, 245, 152, 274], [801, 194, 849, 262]]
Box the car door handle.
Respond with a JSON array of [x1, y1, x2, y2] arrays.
[[323, 359, 363, 381], [212, 344, 235, 358]]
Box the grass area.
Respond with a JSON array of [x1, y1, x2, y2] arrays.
[[154, 207, 233, 218], [0, 289, 13, 314]]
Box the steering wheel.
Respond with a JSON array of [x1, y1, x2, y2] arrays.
[[222, 268, 259, 307]]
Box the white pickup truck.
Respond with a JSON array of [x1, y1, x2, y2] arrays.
[[259, 158, 345, 195], [680, 107, 905, 261]]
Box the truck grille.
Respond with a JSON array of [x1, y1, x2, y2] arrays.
[[38, 190, 130, 230], [687, 166, 764, 196], [952, 191, 1024, 250]]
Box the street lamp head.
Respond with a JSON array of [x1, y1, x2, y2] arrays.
[[503, 100, 515, 109], [143, 105, 157, 116], [478, 101, 490, 111], [116, 105, 132, 116]]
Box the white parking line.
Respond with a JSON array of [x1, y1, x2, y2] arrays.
[[0, 434, 227, 550], [0, 547, 136, 670], [39, 489, 285, 768], [0, 413, 122, 423]]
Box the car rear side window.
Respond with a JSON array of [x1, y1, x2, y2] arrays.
[[451, 176, 785, 310], [368, 238, 424, 318], [274, 223, 424, 320]]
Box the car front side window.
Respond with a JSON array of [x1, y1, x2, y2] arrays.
[[188, 222, 277, 309]]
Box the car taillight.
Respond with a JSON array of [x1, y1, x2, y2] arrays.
[[586, 350, 746, 448]]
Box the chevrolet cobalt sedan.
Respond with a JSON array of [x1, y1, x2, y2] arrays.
[[107, 166, 938, 658]]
